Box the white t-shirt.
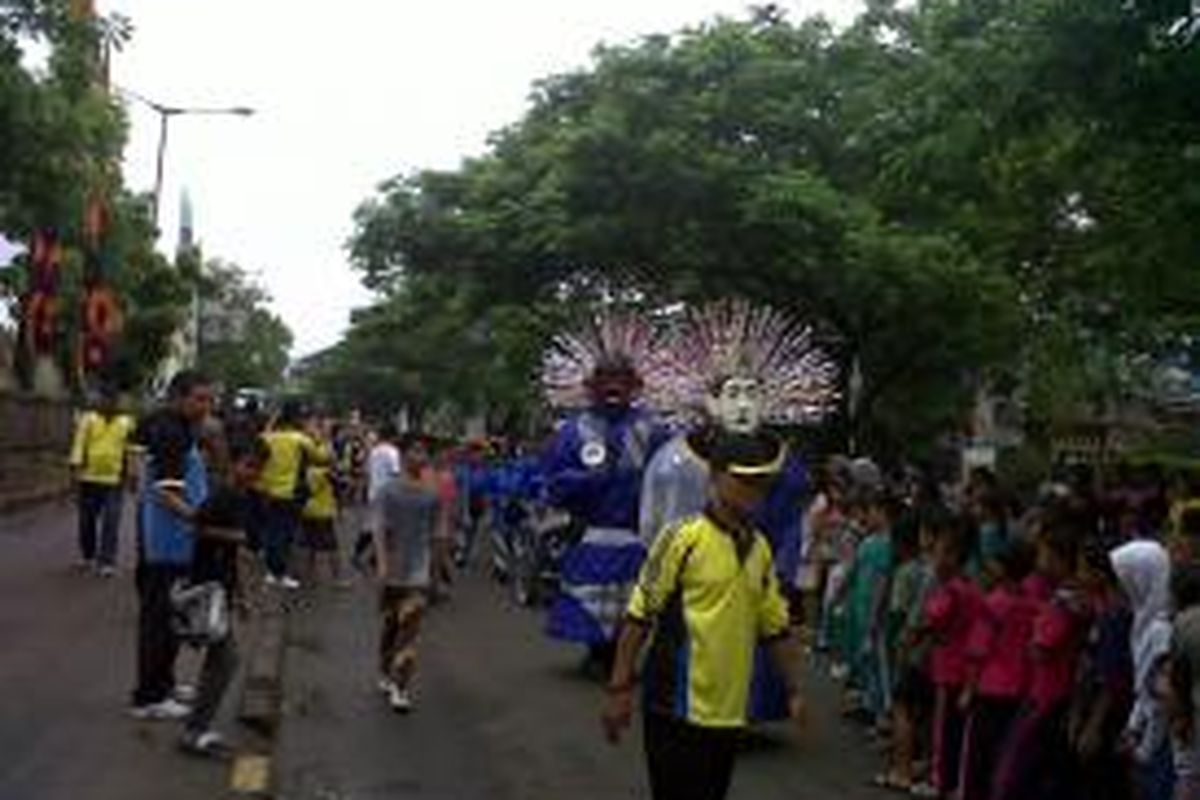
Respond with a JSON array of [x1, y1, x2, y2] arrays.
[[367, 442, 401, 502]]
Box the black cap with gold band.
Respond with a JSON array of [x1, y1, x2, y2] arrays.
[[709, 431, 787, 478]]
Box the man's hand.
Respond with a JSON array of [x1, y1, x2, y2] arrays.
[[602, 687, 635, 744], [958, 685, 975, 712]]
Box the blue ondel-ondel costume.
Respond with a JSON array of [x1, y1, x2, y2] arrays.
[[540, 314, 671, 647]]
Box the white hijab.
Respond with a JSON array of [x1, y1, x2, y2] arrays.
[[1111, 539, 1172, 695]]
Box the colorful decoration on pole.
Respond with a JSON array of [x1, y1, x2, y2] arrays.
[[79, 191, 121, 375], [74, 0, 121, 380], [23, 230, 62, 356]]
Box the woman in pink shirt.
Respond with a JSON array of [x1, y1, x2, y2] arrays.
[[958, 538, 1038, 800], [917, 512, 982, 800], [993, 522, 1091, 800]]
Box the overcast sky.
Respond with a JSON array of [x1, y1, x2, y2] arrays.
[[101, 0, 862, 357]]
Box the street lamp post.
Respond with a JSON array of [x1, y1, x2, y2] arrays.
[[117, 89, 254, 370], [118, 87, 254, 226]]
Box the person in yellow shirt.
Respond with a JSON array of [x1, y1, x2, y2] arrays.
[[68, 387, 135, 576], [602, 432, 807, 800], [257, 400, 331, 589], [300, 422, 348, 587]]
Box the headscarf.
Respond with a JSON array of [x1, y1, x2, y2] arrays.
[[1111, 539, 1172, 697]]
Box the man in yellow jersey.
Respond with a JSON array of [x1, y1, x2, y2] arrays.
[[258, 400, 330, 589], [68, 385, 135, 576], [300, 418, 347, 586], [603, 432, 807, 800]]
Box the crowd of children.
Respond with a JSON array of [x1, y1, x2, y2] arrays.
[[807, 459, 1200, 800]]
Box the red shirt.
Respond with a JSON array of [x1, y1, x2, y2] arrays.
[[967, 584, 1037, 698], [1022, 572, 1052, 604], [1029, 588, 1089, 710], [925, 575, 983, 687]]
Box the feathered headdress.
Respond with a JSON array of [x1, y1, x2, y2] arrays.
[[660, 300, 839, 425], [540, 312, 672, 410]]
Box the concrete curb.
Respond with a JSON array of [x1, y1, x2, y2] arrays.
[[230, 588, 289, 798], [0, 484, 71, 515]]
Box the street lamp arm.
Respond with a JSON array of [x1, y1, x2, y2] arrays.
[[174, 106, 255, 116], [115, 85, 255, 117], [114, 85, 174, 114]]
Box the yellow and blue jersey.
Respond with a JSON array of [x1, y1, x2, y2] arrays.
[[628, 512, 790, 729]]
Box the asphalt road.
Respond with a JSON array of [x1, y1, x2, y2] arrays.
[[277, 556, 891, 800], [0, 501, 892, 800], [0, 500, 231, 800]]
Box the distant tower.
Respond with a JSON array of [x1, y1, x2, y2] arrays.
[[154, 189, 200, 392], [178, 189, 195, 254], [178, 189, 201, 367]]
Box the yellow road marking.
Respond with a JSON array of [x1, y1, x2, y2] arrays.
[[229, 753, 271, 796]]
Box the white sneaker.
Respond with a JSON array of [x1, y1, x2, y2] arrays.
[[264, 574, 280, 588], [378, 676, 396, 695], [174, 684, 198, 704], [96, 564, 117, 578], [279, 575, 301, 590], [388, 685, 413, 714], [129, 698, 192, 720], [179, 729, 232, 759]]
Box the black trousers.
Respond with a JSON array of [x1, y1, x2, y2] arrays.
[[133, 563, 186, 706], [960, 695, 1020, 800], [643, 713, 739, 800], [184, 634, 238, 734], [77, 481, 122, 566]]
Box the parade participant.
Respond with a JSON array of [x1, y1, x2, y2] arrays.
[[602, 432, 807, 800], [542, 314, 670, 669], [178, 435, 270, 757], [68, 384, 135, 577], [429, 441, 460, 600], [455, 440, 490, 569], [257, 400, 330, 589], [638, 300, 837, 719], [355, 423, 402, 570], [372, 437, 439, 713], [129, 370, 213, 720], [300, 421, 345, 587]]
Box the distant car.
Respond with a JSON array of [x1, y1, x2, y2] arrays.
[[233, 387, 269, 412]]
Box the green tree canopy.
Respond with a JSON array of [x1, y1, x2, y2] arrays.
[[329, 0, 1199, 453], [196, 260, 293, 392]]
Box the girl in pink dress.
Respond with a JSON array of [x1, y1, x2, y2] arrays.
[[917, 512, 983, 799], [992, 522, 1091, 800], [958, 538, 1037, 800]]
